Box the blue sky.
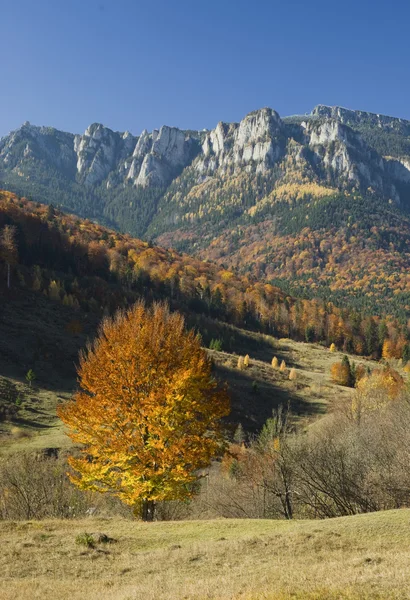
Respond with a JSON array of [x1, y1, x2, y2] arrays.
[[1, 0, 410, 138]]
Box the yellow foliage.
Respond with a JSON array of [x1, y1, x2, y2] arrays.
[[351, 366, 404, 422], [244, 354, 250, 368], [329, 343, 336, 353], [57, 302, 230, 516], [271, 356, 279, 369]]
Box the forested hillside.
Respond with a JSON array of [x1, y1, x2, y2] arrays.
[[0, 190, 408, 361]]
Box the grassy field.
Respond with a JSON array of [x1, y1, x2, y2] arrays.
[[0, 509, 409, 599], [0, 328, 380, 454]]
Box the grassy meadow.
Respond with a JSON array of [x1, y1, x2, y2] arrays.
[[1, 510, 409, 599], [0, 328, 378, 455]]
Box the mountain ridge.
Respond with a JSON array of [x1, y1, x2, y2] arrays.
[[3, 104, 410, 319]]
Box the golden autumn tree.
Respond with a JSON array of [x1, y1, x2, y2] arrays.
[[350, 366, 404, 423], [58, 301, 230, 521]]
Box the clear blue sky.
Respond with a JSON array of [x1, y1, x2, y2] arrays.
[[1, 0, 410, 138]]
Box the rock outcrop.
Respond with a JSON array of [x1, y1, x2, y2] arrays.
[[198, 108, 284, 175], [312, 105, 410, 136], [1, 103, 410, 235]]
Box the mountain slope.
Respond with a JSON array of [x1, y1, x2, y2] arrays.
[[0, 190, 407, 362], [3, 105, 410, 319]]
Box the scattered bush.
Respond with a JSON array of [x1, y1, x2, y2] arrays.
[[25, 369, 36, 388], [331, 355, 354, 387], [289, 368, 297, 381], [76, 532, 95, 548], [209, 338, 223, 351]]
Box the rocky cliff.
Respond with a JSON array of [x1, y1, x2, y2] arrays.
[[1, 104, 410, 238]]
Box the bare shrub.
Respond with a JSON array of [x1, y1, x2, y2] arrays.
[[0, 453, 132, 520]]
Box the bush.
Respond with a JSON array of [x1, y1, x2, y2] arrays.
[[289, 368, 297, 381], [76, 532, 95, 548], [209, 338, 223, 351], [0, 453, 132, 520], [331, 356, 354, 387]]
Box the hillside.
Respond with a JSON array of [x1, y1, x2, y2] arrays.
[[1, 510, 409, 599], [3, 105, 410, 319], [1, 319, 371, 455], [0, 190, 390, 452], [2, 190, 405, 359]]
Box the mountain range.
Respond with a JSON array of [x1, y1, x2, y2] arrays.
[[2, 104, 410, 317]]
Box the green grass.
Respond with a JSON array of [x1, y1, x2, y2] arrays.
[[1, 510, 409, 599]]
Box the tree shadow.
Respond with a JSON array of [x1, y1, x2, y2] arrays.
[[214, 362, 325, 434]]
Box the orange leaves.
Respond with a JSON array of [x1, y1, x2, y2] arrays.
[[58, 301, 230, 513]]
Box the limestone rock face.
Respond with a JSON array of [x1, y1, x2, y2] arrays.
[[304, 119, 400, 203], [74, 123, 137, 186], [312, 104, 410, 135], [0, 122, 76, 172], [199, 108, 284, 175], [1, 103, 410, 230], [126, 125, 199, 188]]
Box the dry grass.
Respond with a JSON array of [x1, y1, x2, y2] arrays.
[[1, 510, 410, 599]]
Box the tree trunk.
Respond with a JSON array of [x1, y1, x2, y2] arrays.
[[7, 262, 10, 289], [141, 499, 155, 521]]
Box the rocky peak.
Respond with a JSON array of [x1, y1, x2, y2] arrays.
[[127, 125, 199, 188], [312, 105, 410, 136], [199, 107, 284, 175], [74, 124, 137, 186]]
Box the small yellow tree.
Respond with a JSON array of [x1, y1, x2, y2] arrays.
[[329, 343, 336, 353], [271, 356, 279, 369], [351, 366, 404, 423], [279, 360, 287, 373], [237, 356, 245, 370], [244, 354, 250, 368], [289, 368, 297, 381]]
